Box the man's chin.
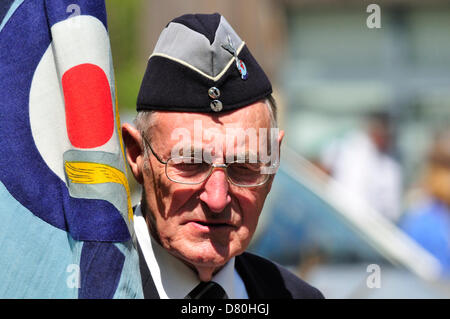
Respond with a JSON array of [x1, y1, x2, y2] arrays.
[[172, 243, 232, 270]]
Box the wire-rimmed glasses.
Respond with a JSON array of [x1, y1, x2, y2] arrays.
[[142, 135, 271, 188]]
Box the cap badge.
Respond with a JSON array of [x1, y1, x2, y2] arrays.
[[221, 35, 248, 81], [210, 99, 223, 112], [208, 87, 220, 99]]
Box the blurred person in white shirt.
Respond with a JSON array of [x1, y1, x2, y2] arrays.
[[320, 112, 403, 222]]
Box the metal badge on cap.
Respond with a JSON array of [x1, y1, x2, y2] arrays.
[[221, 35, 248, 80], [210, 99, 223, 112], [208, 87, 220, 99]]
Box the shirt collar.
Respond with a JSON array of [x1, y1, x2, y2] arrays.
[[134, 204, 236, 299]]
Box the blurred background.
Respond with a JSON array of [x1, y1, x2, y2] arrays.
[[106, 0, 450, 298]]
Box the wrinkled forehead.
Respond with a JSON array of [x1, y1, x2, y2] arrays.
[[151, 101, 272, 140]]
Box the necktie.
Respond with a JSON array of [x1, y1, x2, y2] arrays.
[[185, 281, 229, 299]]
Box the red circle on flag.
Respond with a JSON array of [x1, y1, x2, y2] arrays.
[[62, 63, 114, 148]]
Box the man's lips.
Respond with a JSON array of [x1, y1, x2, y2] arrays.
[[184, 220, 235, 231]]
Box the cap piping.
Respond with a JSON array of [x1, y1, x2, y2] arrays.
[[147, 41, 245, 82]]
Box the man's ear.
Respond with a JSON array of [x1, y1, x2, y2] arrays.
[[122, 123, 144, 184], [265, 129, 285, 191], [278, 129, 285, 157]]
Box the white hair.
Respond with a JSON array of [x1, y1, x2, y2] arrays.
[[134, 95, 278, 142], [266, 95, 278, 129]]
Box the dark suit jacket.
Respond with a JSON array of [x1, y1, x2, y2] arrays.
[[137, 243, 324, 299]]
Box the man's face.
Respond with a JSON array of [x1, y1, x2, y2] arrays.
[[139, 101, 281, 270]]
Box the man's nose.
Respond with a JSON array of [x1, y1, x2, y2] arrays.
[[199, 168, 231, 213]]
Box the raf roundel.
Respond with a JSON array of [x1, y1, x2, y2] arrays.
[[237, 59, 248, 80], [29, 15, 120, 183]]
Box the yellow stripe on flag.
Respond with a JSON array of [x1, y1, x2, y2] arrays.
[[65, 161, 133, 222]]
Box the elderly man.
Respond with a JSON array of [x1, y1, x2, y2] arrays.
[[122, 13, 323, 299]]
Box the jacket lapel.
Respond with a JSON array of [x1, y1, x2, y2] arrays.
[[235, 253, 265, 299]]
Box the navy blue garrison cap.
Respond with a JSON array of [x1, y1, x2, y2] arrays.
[[136, 13, 272, 113]]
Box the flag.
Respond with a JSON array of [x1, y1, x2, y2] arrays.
[[0, 0, 143, 298]]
